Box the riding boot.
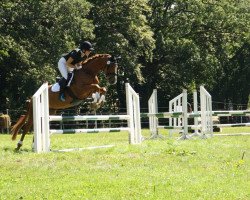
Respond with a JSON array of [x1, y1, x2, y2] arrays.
[[58, 77, 67, 102], [67, 72, 73, 85]]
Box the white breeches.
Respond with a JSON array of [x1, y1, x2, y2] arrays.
[[58, 57, 73, 79]]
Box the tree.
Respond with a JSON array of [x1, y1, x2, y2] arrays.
[[141, 0, 250, 108], [1, 0, 249, 114], [88, 0, 155, 109], [0, 0, 94, 111]]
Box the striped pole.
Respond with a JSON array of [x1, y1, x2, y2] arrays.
[[212, 111, 250, 116], [213, 123, 250, 127], [50, 127, 130, 134], [214, 133, 250, 136], [49, 115, 130, 121], [141, 112, 183, 118], [143, 111, 250, 118]]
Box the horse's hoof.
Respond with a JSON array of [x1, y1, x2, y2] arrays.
[[14, 146, 21, 152], [15, 146, 20, 151], [15, 142, 22, 151], [101, 87, 107, 93]]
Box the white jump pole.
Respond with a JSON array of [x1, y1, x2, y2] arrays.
[[33, 83, 50, 153], [189, 90, 201, 137], [148, 89, 165, 139], [125, 83, 142, 144], [177, 89, 189, 140], [148, 89, 157, 137], [200, 86, 213, 138], [169, 93, 184, 128], [147, 89, 190, 139]]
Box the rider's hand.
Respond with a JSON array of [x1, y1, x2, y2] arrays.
[[75, 65, 82, 70]]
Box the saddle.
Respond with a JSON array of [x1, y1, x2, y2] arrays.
[[51, 73, 74, 92]]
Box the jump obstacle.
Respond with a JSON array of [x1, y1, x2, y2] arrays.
[[146, 86, 249, 139], [33, 82, 142, 153], [32, 82, 249, 152]]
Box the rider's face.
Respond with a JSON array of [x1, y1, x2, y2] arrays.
[[84, 50, 91, 57]]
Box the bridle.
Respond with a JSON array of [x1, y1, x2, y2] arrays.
[[104, 56, 118, 77]]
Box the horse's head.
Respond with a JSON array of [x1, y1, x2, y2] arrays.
[[105, 55, 118, 85], [80, 54, 118, 85]]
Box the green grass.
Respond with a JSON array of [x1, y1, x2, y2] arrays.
[[0, 127, 249, 200]]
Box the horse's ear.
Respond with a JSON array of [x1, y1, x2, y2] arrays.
[[110, 55, 121, 63], [114, 55, 121, 60]]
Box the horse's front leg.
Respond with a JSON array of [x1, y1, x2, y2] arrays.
[[90, 84, 106, 94], [78, 84, 106, 99]]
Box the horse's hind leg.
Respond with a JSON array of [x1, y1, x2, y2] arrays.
[[15, 116, 33, 151], [16, 108, 55, 151]]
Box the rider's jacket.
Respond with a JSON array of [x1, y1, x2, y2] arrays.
[[63, 48, 84, 64]]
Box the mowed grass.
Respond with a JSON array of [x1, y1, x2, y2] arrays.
[[0, 127, 249, 200]]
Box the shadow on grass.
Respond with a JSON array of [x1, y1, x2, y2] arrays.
[[2, 146, 32, 154]]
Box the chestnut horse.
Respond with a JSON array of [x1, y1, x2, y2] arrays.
[[11, 54, 118, 150]]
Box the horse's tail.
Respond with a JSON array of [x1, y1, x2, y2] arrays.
[[11, 100, 33, 140]]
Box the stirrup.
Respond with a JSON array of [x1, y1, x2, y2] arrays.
[[59, 93, 66, 102]]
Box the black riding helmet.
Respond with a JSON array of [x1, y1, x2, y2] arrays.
[[80, 41, 94, 51]]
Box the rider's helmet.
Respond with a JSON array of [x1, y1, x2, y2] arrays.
[[80, 41, 94, 51]]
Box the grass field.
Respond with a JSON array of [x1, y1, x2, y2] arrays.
[[0, 127, 249, 200]]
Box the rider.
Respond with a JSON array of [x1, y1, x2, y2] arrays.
[[58, 41, 94, 101]]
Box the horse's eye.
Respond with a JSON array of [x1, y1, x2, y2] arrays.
[[107, 61, 111, 65]]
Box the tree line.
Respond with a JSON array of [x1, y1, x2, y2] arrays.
[[1, 0, 250, 115]]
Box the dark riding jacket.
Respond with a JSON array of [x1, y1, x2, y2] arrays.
[[63, 49, 84, 65]]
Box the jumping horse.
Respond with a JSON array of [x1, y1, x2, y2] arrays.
[[11, 54, 118, 150]]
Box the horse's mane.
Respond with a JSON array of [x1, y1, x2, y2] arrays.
[[82, 54, 110, 66]]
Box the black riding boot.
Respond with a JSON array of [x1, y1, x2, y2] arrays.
[[58, 77, 67, 101]]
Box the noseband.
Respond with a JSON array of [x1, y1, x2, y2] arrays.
[[105, 59, 117, 76]]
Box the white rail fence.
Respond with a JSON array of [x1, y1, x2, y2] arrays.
[[147, 86, 249, 139], [33, 83, 142, 153]]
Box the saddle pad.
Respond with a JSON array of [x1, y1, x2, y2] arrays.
[[51, 72, 74, 92], [51, 83, 60, 92]]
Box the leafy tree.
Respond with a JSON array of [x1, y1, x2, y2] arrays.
[[141, 0, 250, 108], [88, 0, 155, 109], [0, 0, 94, 111], [213, 41, 250, 108], [1, 0, 249, 115]]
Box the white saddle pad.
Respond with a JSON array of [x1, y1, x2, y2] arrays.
[[51, 83, 60, 92], [51, 73, 74, 93]]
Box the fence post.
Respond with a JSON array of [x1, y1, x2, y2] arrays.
[[33, 83, 50, 153], [125, 83, 142, 144], [190, 90, 201, 137], [200, 86, 213, 138], [178, 89, 189, 140]]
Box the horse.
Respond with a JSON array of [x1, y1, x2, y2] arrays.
[[11, 54, 118, 150], [0, 113, 11, 133]]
